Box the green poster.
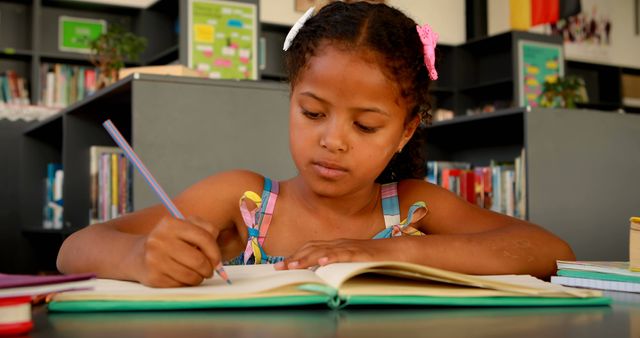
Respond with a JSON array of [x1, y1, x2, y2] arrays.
[[188, 0, 257, 80], [58, 16, 106, 54], [518, 41, 564, 107]]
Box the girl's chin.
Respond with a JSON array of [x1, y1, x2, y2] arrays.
[[303, 176, 352, 197]]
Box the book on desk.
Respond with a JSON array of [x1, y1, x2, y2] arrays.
[[48, 261, 609, 312], [551, 260, 640, 293]]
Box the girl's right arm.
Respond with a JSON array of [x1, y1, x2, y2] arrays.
[[56, 170, 265, 287]]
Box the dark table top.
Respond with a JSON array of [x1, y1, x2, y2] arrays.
[[27, 291, 640, 338]]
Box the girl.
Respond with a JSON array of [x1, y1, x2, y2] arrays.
[[57, 1, 574, 287]]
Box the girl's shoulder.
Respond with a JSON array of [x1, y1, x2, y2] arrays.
[[175, 169, 267, 206], [395, 178, 459, 209], [193, 169, 267, 194], [396, 178, 439, 197]]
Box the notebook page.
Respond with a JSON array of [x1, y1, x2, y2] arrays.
[[314, 262, 601, 298], [476, 275, 601, 297], [53, 264, 325, 301]]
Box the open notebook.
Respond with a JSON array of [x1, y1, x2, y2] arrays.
[[49, 262, 609, 311]]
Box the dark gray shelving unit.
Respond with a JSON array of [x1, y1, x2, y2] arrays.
[[20, 74, 294, 243], [426, 107, 640, 261], [438, 31, 640, 117], [0, 0, 178, 105], [0, 0, 288, 106], [567, 61, 640, 113], [449, 31, 563, 116]]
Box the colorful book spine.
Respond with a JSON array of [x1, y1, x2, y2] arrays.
[[42, 163, 63, 229], [425, 154, 526, 219], [39, 63, 100, 108], [91, 146, 131, 224]]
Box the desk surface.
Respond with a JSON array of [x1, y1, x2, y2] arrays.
[[28, 292, 640, 338]]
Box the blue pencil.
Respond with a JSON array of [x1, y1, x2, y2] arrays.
[[102, 119, 231, 285]]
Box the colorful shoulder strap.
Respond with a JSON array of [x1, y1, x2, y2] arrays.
[[239, 177, 279, 264], [374, 182, 428, 239], [381, 182, 401, 227]]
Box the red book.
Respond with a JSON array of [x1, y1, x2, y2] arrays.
[[465, 170, 476, 204], [0, 297, 33, 336]]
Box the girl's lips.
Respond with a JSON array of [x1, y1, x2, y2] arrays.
[[312, 161, 348, 179]]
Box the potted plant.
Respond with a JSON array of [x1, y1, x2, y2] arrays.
[[540, 75, 589, 109], [89, 24, 147, 89]]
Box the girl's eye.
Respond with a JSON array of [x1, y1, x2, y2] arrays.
[[355, 122, 378, 133], [302, 110, 322, 119]]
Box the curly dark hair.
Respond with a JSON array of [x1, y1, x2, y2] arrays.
[[284, 1, 433, 183]]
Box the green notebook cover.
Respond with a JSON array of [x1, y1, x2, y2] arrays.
[[557, 269, 640, 283], [48, 294, 611, 312]]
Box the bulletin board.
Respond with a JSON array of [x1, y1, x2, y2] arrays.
[[188, 0, 257, 80], [517, 40, 565, 107], [58, 16, 106, 54]]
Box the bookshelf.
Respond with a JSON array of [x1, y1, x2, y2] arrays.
[[567, 61, 640, 113], [426, 107, 640, 261], [19, 74, 294, 249], [435, 31, 640, 118], [0, 0, 287, 108], [442, 31, 564, 117]]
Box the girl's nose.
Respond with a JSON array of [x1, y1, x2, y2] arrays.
[[320, 121, 348, 152]]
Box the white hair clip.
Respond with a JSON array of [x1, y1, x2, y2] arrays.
[[283, 7, 315, 51]]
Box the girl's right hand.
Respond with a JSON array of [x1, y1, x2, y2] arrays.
[[133, 215, 222, 287]]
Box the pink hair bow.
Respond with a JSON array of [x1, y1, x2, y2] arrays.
[[416, 24, 439, 80]]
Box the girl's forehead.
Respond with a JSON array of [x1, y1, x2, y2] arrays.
[[293, 44, 408, 114], [297, 44, 396, 89]]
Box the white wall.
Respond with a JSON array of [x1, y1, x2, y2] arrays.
[[259, 0, 466, 45], [488, 0, 640, 68]]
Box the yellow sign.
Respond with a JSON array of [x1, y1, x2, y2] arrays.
[[194, 24, 215, 43]]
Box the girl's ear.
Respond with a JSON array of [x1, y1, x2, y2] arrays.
[[398, 115, 421, 151]]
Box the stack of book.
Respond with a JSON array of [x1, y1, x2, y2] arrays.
[[551, 261, 640, 293], [89, 146, 133, 224], [39, 63, 99, 108], [0, 273, 95, 335], [425, 149, 526, 218], [0, 70, 30, 105]]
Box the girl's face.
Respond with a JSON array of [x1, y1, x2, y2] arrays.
[[289, 44, 418, 197]]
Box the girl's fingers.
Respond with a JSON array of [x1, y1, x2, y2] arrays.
[[141, 259, 205, 287], [163, 259, 206, 286], [279, 242, 324, 269], [168, 240, 214, 278], [172, 218, 223, 268], [278, 242, 357, 270], [276, 239, 375, 270]]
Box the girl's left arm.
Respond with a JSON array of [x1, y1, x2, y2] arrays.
[[395, 179, 576, 279], [277, 180, 575, 279]]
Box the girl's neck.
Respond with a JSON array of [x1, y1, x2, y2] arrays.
[[286, 176, 381, 217]]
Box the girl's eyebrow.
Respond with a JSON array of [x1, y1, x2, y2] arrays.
[[299, 91, 389, 116]]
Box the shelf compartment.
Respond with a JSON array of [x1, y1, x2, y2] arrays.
[[20, 114, 63, 231], [0, 1, 32, 51]]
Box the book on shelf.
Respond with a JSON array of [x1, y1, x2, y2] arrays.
[[39, 63, 98, 108], [43, 163, 63, 229], [89, 146, 132, 224], [551, 261, 640, 293], [425, 149, 526, 218], [0, 70, 30, 105], [48, 261, 609, 312]]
